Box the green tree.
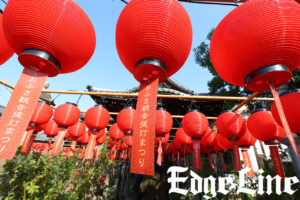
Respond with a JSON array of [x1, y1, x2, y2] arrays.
[[194, 28, 300, 110]]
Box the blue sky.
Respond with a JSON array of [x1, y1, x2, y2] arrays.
[[0, 0, 234, 112]]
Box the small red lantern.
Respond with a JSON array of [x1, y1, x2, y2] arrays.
[[44, 120, 59, 138], [238, 127, 256, 177], [216, 111, 245, 172], [52, 103, 81, 155], [69, 121, 86, 139], [85, 105, 110, 132], [0, 11, 13, 65], [182, 110, 209, 170], [109, 124, 124, 160], [117, 106, 136, 136], [155, 108, 172, 166], [109, 124, 124, 141], [116, 0, 192, 175], [21, 101, 53, 154], [247, 109, 286, 179], [0, 0, 96, 159], [271, 90, 300, 135], [210, 0, 300, 158], [94, 133, 108, 159], [85, 105, 110, 160]]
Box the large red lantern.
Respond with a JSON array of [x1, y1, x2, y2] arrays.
[[0, 11, 13, 65], [117, 106, 136, 136], [0, 0, 96, 159], [84, 105, 110, 159], [52, 103, 81, 155], [271, 90, 300, 136], [247, 109, 286, 179], [216, 111, 246, 172], [116, 0, 192, 175], [21, 101, 53, 154], [182, 110, 209, 170], [210, 0, 300, 158]]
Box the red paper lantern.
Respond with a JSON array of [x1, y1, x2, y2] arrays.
[[210, 0, 300, 91], [109, 124, 124, 141], [85, 105, 110, 132], [54, 103, 81, 128], [175, 128, 192, 147], [116, 0, 192, 175], [271, 90, 300, 135], [210, 0, 300, 158], [69, 121, 86, 139], [117, 106, 136, 135], [34, 123, 47, 133], [116, 0, 192, 83], [155, 108, 173, 136], [247, 110, 285, 143], [3, 0, 96, 76], [182, 110, 209, 170], [201, 129, 217, 148], [0, 11, 13, 65], [44, 120, 59, 138], [216, 111, 245, 172], [97, 134, 107, 144], [247, 109, 286, 179], [238, 127, 257, 148], [182, 110, 209, 139], [29, 101, 53, 127], [78, 132, 90, 144], [216, 111, 246, 140]]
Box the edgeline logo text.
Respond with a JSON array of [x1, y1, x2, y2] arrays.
[[167, 166, 299, 199]]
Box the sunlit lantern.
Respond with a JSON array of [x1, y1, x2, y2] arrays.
[[238, 127, 256, 177], [117, 106, 136, 136], [52, 103, 81, 155], [84, 105, 110, 159], [210, 0, 300, 158], [0, 11, 13, 65], [182, 110, 209, 170], [0, 0, 96, 159], [68, 121, 86, 156], [116, 0, 192, 175], [216, 111, 246, 172], [271, 90, 300, 136], [155, 108, 172, 166], [247, 109, 286, 179], [21, 101, 53, 154], [109, 124, 124, 160]]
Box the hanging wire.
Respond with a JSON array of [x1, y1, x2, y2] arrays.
[[119, 0, 128, 4], [1, 0, 6, 5]]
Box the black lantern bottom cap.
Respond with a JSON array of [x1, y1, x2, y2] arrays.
[[245, 64, 291, 92], [134, 58, 166, 84], [19, 49, 60, 77]]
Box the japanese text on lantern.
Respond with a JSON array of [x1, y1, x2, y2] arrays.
[[137, 85, 151, 167], [0, 76, 38, 152]]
